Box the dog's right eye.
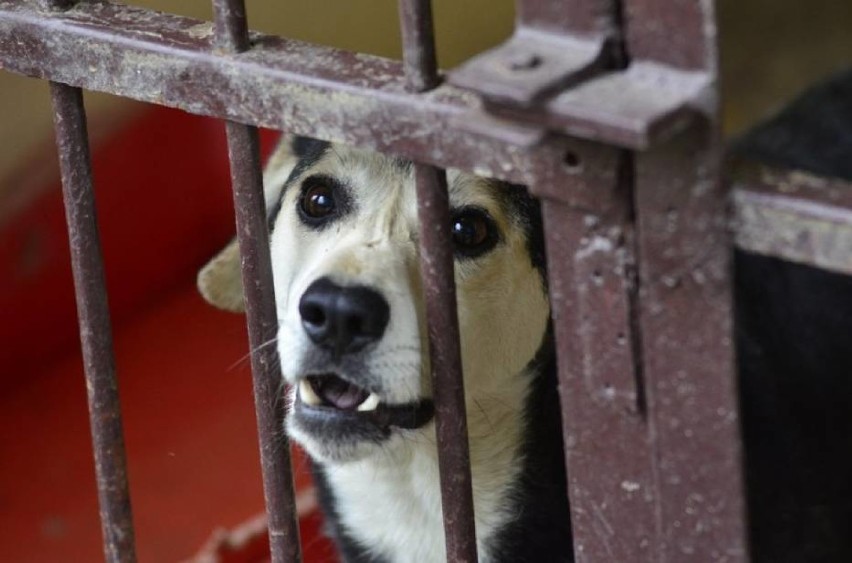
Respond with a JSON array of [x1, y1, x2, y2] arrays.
[[451, 207, 499, 258], [300, 183, 336, 219]]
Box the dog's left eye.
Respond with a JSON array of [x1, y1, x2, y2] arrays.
[[451, 208, 498, 257]]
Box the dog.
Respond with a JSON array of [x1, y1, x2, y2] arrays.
[[198, 137, 569, 562], [198, 69, 852, 563]]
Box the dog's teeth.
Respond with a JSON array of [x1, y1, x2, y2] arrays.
[[357, 393, 380, 412], [299, 379, 322, 407]]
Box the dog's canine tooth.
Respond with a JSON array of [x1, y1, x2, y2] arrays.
[[299, 379, 323, 406], [357, 392, 380, 412]]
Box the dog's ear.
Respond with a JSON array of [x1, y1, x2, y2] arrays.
[[197, 135, 303, 312]]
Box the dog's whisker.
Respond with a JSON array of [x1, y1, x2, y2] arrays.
[[226, 335, 280, 371], [472, 398, 495, 435]]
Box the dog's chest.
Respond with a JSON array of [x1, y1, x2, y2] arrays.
[[324, 440, 520, 563]]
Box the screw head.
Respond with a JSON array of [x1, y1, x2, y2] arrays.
[[506, 52, 542, 71]]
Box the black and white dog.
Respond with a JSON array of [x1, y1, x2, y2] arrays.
[[199, 70, 852, 563], [199, 137, 568, 562]]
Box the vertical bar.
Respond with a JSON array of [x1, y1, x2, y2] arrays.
[[623, 0, 747, 558], [632, 126, 747, 561], [621, 0, 712, 71], [516, 0, 617, 36], [224, 122, 302, 563], [212, 1, 302, 562], [414, 165, 479, 563], [50, 81, 137, 563], [536, 143, 661, 562], [397, 0, 440, 92], [399, 2, 478, 560], [212, 0, 249, 52]]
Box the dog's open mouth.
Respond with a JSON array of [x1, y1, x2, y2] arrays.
[[294, 373, 433, 431], [299, 374, 380, 411]]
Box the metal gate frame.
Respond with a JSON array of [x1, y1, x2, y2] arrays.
[[2, 0, 848, 561]]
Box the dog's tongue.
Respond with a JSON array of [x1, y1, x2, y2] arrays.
[[316, 377, 369, 410]]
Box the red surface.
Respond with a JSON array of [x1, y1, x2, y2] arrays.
[[0, 104, 280, 379], [0, 106, 338, 561]]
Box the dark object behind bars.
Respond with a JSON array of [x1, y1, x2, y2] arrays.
[[735, 68, 852, 561]]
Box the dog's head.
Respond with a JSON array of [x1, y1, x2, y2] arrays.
[[199, 137, 550, 463]]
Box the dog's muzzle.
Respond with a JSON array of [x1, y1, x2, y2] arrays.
[[290, 278, 433, 442]]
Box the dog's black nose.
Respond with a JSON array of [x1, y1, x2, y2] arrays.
[[299, 278, 390, 357]]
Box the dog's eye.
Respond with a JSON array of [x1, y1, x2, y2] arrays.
[[451, 208, 497, 258], [300, 183, 336, 219]]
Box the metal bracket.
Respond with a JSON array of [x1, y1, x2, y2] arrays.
[[452, 56, 712, 150], [450, 29, 608, 108]]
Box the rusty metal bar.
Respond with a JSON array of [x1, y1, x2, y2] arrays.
[[397, 0, 440, 92], [733, 163, 852, 276], [398, 1, 478, 558], [212, 0, 249, 53], [516, 0, 615, 35], [223, 122, 302, 563], [535, 142, 662, 561], [513, 0, 746, 560], [212, 1, 302, 562], [0, 0, 616, 182], [624, 0, 747, 559], [632, 127, 746, 561], [413, 164, 479, 563], [50, 81, 137, 563]]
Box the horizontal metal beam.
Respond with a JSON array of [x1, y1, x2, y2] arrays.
[[0, 0, 605, 191], [733, 163, 852, 276]]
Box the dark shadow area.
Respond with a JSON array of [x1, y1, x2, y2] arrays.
[[734, 67, 852, 562]]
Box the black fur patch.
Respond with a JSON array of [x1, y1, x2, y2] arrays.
[[267, 136, 330, 230], [493, 180, 547, 286]]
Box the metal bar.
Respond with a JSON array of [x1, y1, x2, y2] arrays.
[[516, 0, 615, 35], [397, 0, 440, 92], [212, 1, 302, 562], [621, 0, 714, 72], [622, 0, 748, 558], [413, 164, 478, 563], [733, 163, 852, 276], [509, 0, 746, 559], [212, 0, 249, 53], [50, 81, 137, 563], [538, 144, 661, 562], [0, 0, 619, 182], [398, 2, 478, 558], [632, 125, 746, 562], [224, 122, 302, 563]]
